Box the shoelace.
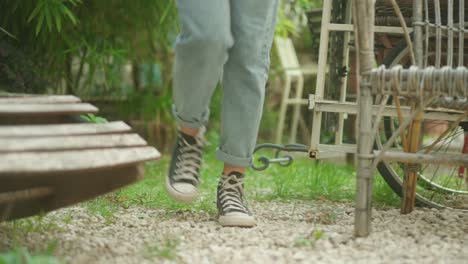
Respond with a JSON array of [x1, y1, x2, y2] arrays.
[[218, 174, 249, 214], [173, 135, 203, 184]]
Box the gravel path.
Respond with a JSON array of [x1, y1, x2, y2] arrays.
[[1, 201, 467, 264]]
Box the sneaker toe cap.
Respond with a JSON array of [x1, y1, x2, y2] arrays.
[[172, 182, 198, 195], [219, 212, 256, 227]]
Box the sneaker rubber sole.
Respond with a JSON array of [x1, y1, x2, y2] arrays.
[[219, 214, 256, 227], [165, 176, 199, 203]]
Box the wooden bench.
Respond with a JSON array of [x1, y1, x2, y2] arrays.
[[0, 94, 160, 221]]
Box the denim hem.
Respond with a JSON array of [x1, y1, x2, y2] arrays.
[[216, 148, 252, 168], [172, 104, 208, 129]]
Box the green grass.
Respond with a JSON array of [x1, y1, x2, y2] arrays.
[[85, 130, 400, 220], [0, 215, 63, 263], [2, 214, 61, 249], [0, 244, 61, 264], [250, 158, 400, 207], [293, 229, 325, 248], [85, 155, 221, 220], [9, 214, 59, 235], [142, 236, 180, 261]]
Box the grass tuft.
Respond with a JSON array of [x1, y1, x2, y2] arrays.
[[0, 242, 61, 264], [249, 157, 400, 208], [293, 229, 325, 248], [142, 236, 179, 261]]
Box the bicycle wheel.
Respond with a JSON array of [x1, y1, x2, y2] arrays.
[[376, 39, 468, 210]]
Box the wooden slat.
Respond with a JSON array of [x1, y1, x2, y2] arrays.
[[0, 134, 147, 152], [0, 103, 98, 115], [0, 121, 131, 137], [0, 93, 46, 97], [0, 147, 160, 173], [0, 95, 81, 104], [0, 187, 53, 203], [0, 165, 143, 221]]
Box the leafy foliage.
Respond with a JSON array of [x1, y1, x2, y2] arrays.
[[276, 0, 321, 37], [0, 0, 177, 95], [80, 113, 108, 123], [0, 38, 47, 93], [26, 0, 80, 35]]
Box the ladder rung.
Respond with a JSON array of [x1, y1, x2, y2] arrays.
[[285, 98, 309, 105]]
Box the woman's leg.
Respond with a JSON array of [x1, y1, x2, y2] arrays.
[[172, 0, 233, 129], [216, 0, 279, 227], [168, 0, 233, 203], [217, 0, 279, 168]]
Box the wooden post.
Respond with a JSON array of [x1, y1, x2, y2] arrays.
[[401, 110, 423, 214], [413, 0, 424, 68], [335, 0, 353, 146], [401, 0, 424, 214], [310, 0, 333, 154], [354, 0, 375, 237]]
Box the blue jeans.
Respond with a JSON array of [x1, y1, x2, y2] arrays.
[[172, 0, 279, 167]]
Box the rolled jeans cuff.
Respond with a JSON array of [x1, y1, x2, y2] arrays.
[[172, 104, 209, 129], [216, 148, 252, 168]]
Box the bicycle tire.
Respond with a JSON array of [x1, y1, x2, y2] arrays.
[[376, 39, 468, 209]]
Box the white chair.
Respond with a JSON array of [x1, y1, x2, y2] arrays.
[[274, 36, 316, 144]]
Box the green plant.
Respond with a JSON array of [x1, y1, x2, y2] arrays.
[[276, 0, 321, 37], [276, 8, 296, 38], [26, 0, 81, 35], [0, 0, 178, 95], [248, 153, 399, 208], [293, 229, 324, 248], [0, 242, 61, 264], [11, 214, 60, 236], [80, 113, 108, 123], [143, 236, 179, 261], [85, 193, 120, 224], [0, 27, 15, 39]]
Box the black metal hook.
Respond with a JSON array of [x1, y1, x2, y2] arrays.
[[251, 143, 309, 171]]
